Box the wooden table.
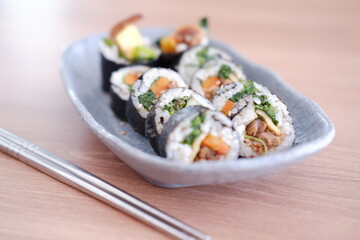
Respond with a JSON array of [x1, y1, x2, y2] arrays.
[[1, 0, 359, 239]]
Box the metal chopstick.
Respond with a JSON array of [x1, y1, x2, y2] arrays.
[[0, 128, 209, 240], [0, 129, 211, 240]]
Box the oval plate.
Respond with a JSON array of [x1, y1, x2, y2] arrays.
[[60, 28, 335, 188]]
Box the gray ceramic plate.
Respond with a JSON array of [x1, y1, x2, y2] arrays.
[[60, 27, 335, 188]]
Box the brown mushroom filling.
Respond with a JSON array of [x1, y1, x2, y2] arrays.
[[195, 145, 222, 161], [246, 119, 283, 154], [160, 25, 205, 54], [174, 25, 205, 47]]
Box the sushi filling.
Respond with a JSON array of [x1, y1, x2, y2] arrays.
[[100, 14, 159, 64], [195, 135, 229, 161], [245, 118, 284, 155], [123, 72, 142, 89], [219, 82, 287, 155], [138, 77, 177, 111], [220, 80, 259, 117], [160, 18, 208, 54], [153, 88, 214, 135], [111, 66, 150, 101], [182, 112, 229, 161], [178, 46, 232, 84], [161, 97, 190, 116], [101, 37, 158, 64], [182, 112, 205, 145], [191, 60, 246, 101], [202, 64, 237, 99]]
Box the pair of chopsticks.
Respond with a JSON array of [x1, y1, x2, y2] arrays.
[[0, 128, 210, 240]]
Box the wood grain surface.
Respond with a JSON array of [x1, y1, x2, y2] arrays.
[[0, 0, 359, 239]]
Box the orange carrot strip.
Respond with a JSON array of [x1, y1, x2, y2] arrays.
[[150, 77, 171, 97], [202, 135, 229, 155], [123, 73, 140, 86], [221, 100, 236, 116], [160, 36, 177, 54], [202, 76, 221, 90]]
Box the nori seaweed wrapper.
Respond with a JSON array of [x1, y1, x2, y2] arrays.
[[145, 110, 159, 154], [157, 52, 184, 70], [101, 54, 127, 92], [145, 88, 213, 154], [157, 106, 206, 157], [126, 95, 146, 136], [110, 87, 128, 121]]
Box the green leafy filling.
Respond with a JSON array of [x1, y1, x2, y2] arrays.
[[183, 112, 206, 145], [125, 82, 133, 91], [102, 38, 113, 47], [254, 95, 278, 125], [103, 38, 155, 62], [196, 47, 213, 67], [138, 90, 157, 111], [162, 97, 189, 116], [117, 49, 125, 59], [245, 135, 268, 154], [227, 80, 278, 125], [200, 17, 208, 29], [217, 65, 233, 79], [133, 46, 157, 63], [229, 80, 259, 102]]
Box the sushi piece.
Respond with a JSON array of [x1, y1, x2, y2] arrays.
[[158, 18, 209, 69], [145, 87, 214, 153], [158, 106, 240, 163], [110, 65, 150, 120], [212, 81, 295, 157], [99, 14, 160, 92], [178, 45, 232, 85], [190, 59, 246, 100], [127, 68, 187, 135]]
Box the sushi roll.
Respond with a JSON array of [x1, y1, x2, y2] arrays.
[[127, 68, 187, 135], [110, 65, 150, 120], [178, 45, 232, 85], [212, 81, 295, 157], [158, 106, 240, 163], [158, 18, 209, 69], [99, 14, 160, 92], [145, 87, 214, 152], [190, 59, 246, 100]]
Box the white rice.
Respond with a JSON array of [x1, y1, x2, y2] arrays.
[[110, 65, 150, 100], [212, 82, 246, 114], [174, 36, 209, 54], [99, 40, 129, 65], [178, 45, 232, 85], [154, 88, 214, 134], [190, 59, 247, 97]]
